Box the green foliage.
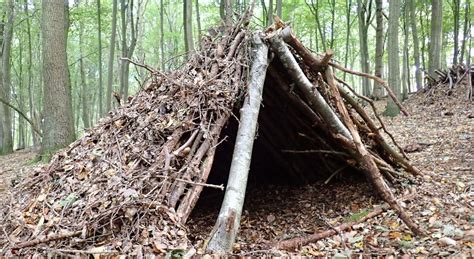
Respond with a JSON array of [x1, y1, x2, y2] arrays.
[[1, 0, 470, 151]]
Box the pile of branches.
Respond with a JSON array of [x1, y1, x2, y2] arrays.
[[1, 13, 427, 255], [0, 14, 252, 256], [423, 64, 473, 102]]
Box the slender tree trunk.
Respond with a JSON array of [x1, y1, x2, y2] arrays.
[[372, 0, 383, 99], [428, 0, 442, 78], [343, 0, 352, 81], [41, 0, 75, 158], [97, 0, 104, 116], [384, 0, 401, 116], [402, 3, 409, 100], [160, 0, 165, 71], [267, 0, 273, 26], [357, 0, 371, 96], [18, 25, 26, 149], [276, 0, 282, 18], [1, 0, 14, 154], [25, 0, 39, 147], [120, 0, 127, 101], [183, 0, 194, 58], [330, 0, 336, 49], [79, 23, 90, 129], [419, 6, 426, 70], [220, 0, 225, 20], [195, 0, 202, 42], [459, 1, 470, 64], [409, 0, 422, 91], [106, 0, 118, 112], [306, 0, 326, 51], [224, 0, 233, 26], [123, 0, 138, 101], [452, 0, 460, 65]]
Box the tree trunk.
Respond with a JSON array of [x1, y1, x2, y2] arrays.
[[330, 0, 336, 49], [428, 0, 442, 78], [402, 3, 409, 100], [106, 0, 118, 112], [459, 1, 469, 64], [1, 0, 14, 154], [219, 0, 225, 21], [97, 0, 104, 116], [305, 0, 326, 52], [224, 0, 233, 26], [408, 0, 422, 91], [357, 0, 371, 96], [343, 0, 352, 81], [120, 0, 127, 101], [372, 0, 384, 99], [17, 24, 26, 149], [25, 0, 39, 147], [183, 0, 194, 58], [79, 22, 90, 129], [384, 0, 401, 116], [419, 6, 426, 70], [206, 35, 269, 254], [195, 0, 202, 42], [160, 0, 165, 71], [41, 0, 75, 158], [452, 0, 460, 65], [276, 0, 282, 18], [267, 0, 273, 26]]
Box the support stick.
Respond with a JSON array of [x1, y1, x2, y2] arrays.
[[206, 34, 269, 254], [268, 31, 352, 139]]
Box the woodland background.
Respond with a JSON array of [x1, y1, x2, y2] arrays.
[[0, 0, 472, 157]]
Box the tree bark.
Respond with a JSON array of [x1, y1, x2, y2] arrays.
[[408, 0, 422, 91], [267, 0, 273, 26], [106, 0, 118, 112], [79, 22, 90, 129], [372, 0, 383, 99], [183, 0, 194, 58], [120, 0, 127, 101], [41, 0, 75, 158], [195, 0, 202, 42], [402, 3, 410, 100], [357, 0, 371, 96], [97, 0, 104, 116], [384, 0, 401, 116], [306, 0, 327, 52], [119, 0, 139, 102], [1, 0, 14, 154], [224, 0, 233, 26], [329, 0, 336, 49], [160, 0, 165, 71], [276, 0, 282, 18], [452, 0, 460, 65], [220, 0, 225, 20], [419, 6, 427, 70], [459, 1, 470, 65], [270, 30, 352, 139], [343, 0, 352, 81], [428, 0, 442, 78], [206, 34, 269, 254]]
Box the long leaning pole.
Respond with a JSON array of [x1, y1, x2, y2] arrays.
[[206, 34, 269, 254]]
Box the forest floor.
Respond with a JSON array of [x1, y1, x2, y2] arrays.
[[188, 94, 473, 256], [0, 94, 472, 256]]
